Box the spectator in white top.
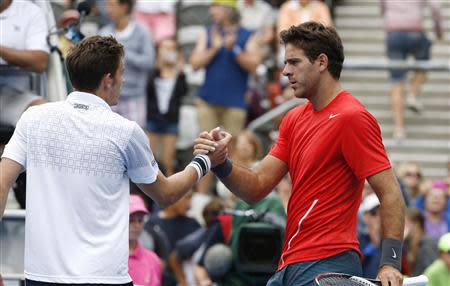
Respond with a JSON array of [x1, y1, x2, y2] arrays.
[[0, 0, 48, 128], [0, 35, 230, 286]]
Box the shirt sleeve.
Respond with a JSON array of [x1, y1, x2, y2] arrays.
[[1, 109, 31, 168], [124, 123, 159, 184], [269, 112, 291, 163], [25, 6, 49, 53], [341, 110, 391, 179]]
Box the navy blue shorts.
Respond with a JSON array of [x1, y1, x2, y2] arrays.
[[386, 31, 431, 82], [266, 250, 362, 286], [147, 119, 178, 134]]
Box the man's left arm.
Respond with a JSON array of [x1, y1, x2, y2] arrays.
[[367, 168, 405, 286]]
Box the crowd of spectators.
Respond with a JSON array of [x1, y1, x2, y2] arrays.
[[1, 0, 449, 285]]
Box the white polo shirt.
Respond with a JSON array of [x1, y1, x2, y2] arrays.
[[0, 0, 49, 90], [2, 92, 159, 284]]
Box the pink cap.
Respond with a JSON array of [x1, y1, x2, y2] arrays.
[[130, 194, 149, 215], [432, 180, 449, 191]]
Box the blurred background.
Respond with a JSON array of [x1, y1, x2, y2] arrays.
[[1, 1, 449, 285]]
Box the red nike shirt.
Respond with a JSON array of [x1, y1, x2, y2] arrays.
[[269, 91, 391, 270]]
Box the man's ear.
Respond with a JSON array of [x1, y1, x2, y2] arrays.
[[317, 53, 328, 72], [100, 73, 113, 89]]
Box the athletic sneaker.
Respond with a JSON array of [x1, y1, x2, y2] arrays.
[[407, 95, 423, 113]]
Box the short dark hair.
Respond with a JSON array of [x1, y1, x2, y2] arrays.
[[118, 0, 134, 14], [66, 35, 124, 92], [280, 22, 344, 80]]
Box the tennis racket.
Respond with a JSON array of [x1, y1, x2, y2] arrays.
[[315, 273, 428, 286]]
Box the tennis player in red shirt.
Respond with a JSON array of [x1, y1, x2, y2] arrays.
[[194, 22, 405, 286]]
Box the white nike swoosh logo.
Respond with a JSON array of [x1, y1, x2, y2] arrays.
[[392, 248, 397, 259], [329, 114, 340, 119]]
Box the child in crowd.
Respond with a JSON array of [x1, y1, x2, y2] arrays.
[[129, 194, 161, 286], [146, 36, 187, 175], [424, 232, 450, 286]]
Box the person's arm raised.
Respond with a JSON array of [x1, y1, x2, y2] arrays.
[[190, 28, 222, 71]]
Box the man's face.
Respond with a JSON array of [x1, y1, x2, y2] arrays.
[[106, 0, 128, 22], [209, 5, 228, 24], [282, 43, 320, 100]]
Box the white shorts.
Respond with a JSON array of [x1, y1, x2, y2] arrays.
[[0, 86, 41, 126]]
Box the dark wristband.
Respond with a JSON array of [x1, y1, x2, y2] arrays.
[[211, 159, 233, 179], [379, 238, 402, 271]]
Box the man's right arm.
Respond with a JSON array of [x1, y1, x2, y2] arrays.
[[0, 158, 23, 217], [194, 129, 288, 204], [215, 155, 288, 204], [0, 46, 48, 73]]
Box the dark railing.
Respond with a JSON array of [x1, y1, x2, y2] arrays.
[[248, 60, 450, 131], [0, 65, 48, 98], [343, 59, 450, 72], [0, 65, 48, 144]]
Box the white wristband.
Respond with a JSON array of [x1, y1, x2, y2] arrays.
[[188, 154, 211, 182]]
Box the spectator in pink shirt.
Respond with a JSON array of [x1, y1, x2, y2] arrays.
[[129, 194, 162, 286]]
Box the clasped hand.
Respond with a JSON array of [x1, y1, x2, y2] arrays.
[[194, 127, 232, 167]]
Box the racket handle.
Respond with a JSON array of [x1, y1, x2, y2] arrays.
[[403, 275, 428, 286]]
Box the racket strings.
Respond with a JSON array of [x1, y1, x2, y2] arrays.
[[316, 276, 377, 286]]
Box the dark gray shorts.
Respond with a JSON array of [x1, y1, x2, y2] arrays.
[[266, 250, 362, 286], [25, 279, 133, 286]]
